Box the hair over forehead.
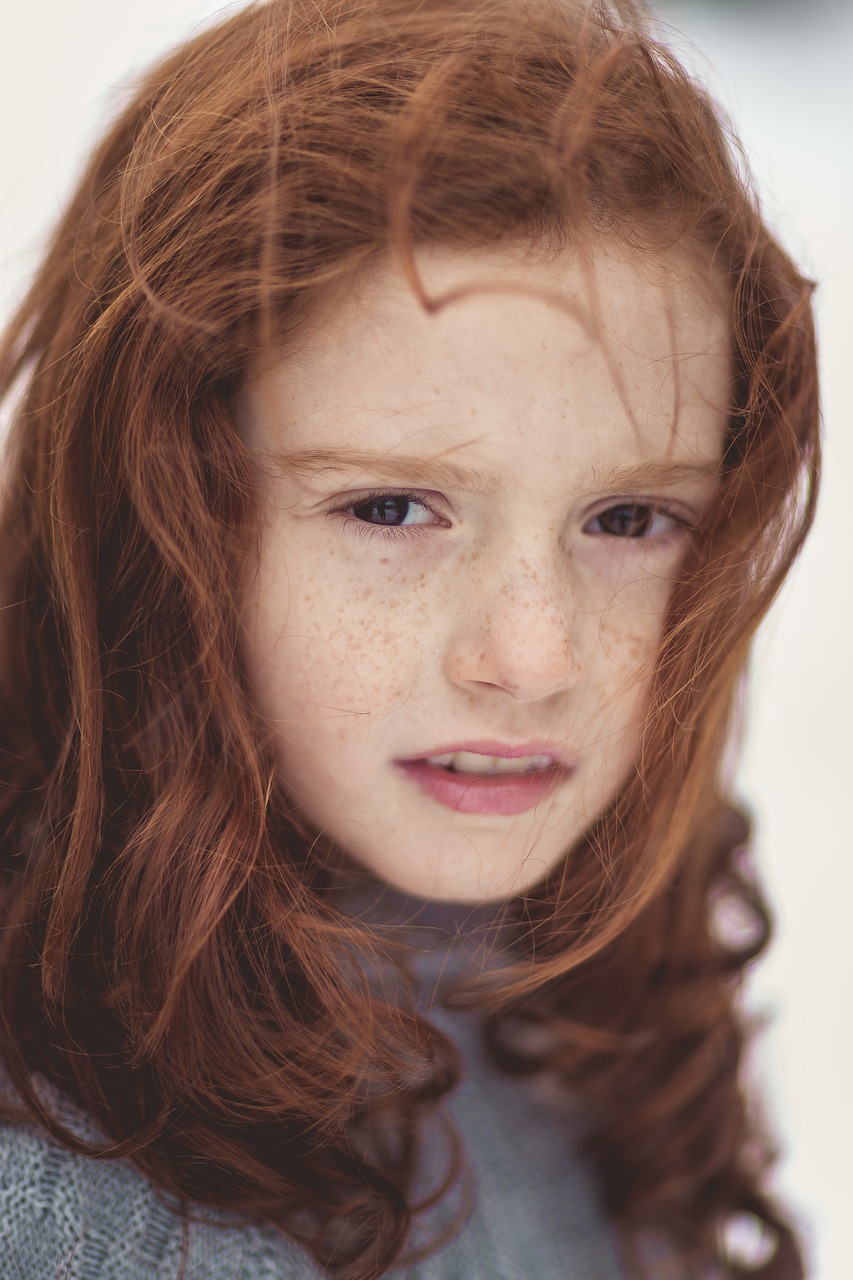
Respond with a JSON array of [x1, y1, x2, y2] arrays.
[[65, 0, 760, 369]]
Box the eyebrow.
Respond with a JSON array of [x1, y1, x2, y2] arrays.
[[578, 458, 722, 495], [272, 447, 502, 495], [271, 447, 720, 496]]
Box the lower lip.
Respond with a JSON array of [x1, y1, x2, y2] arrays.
[[395, 759, 573, 816]]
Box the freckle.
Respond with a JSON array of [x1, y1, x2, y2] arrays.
[[379, 557, 390, 565]]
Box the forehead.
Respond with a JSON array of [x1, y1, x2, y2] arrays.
[[244, 240, 730, 484]]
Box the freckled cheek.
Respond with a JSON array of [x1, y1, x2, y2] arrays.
[[596, 610, 658, 671], [248, 557, 435, 720], [573, 584, 668, 750], [592, 575, 670, 671]]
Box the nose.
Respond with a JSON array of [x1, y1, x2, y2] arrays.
[[442, 551, 582, 703]]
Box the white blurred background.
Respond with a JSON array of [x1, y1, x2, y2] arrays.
[[1, 2, 850, 1276]]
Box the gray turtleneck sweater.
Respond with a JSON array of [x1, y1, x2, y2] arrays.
[[0, 888, 629, 1279]]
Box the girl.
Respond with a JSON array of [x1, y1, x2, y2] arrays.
[[0, 0, 819, 1277]]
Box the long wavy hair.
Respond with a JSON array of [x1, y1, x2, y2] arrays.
[[0, 0, 818, 1276]]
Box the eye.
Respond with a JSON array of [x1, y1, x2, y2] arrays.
[[325, 489, 446, 543], [347, 491, 434, 527], [584, 502, 685, 539]]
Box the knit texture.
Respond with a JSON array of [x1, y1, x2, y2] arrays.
[[0, 889, 628, 1279]]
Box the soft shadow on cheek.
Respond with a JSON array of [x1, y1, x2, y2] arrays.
[[596, 579, 668, 673]]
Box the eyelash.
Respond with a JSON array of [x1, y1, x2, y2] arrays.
[[325, 490, 693, 545]]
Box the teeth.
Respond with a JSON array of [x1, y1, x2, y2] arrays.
[[424, 751, 556, 775]]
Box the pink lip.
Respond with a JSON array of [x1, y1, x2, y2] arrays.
[[394, 741, 576, 817]]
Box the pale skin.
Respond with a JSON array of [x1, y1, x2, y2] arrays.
[[238, 241, 730, 902]]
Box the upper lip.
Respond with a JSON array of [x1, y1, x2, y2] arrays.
[[397, 740, 576, 769]]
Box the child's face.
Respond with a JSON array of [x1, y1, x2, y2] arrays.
[[239, 243, 729, 902]]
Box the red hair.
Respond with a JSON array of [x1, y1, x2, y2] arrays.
[[0, 1, 818, 1276]]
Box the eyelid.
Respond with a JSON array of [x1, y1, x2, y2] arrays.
[[325, 487, 446, 516]]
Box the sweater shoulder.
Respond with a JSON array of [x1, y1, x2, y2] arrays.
[[0, 1097, 322, 1280]]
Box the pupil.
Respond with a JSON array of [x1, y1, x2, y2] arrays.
[[608, 504, 650, 537], [354, 496, 410, 526]]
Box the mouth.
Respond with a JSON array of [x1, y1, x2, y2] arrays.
[[394, 744, 575, 816]]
